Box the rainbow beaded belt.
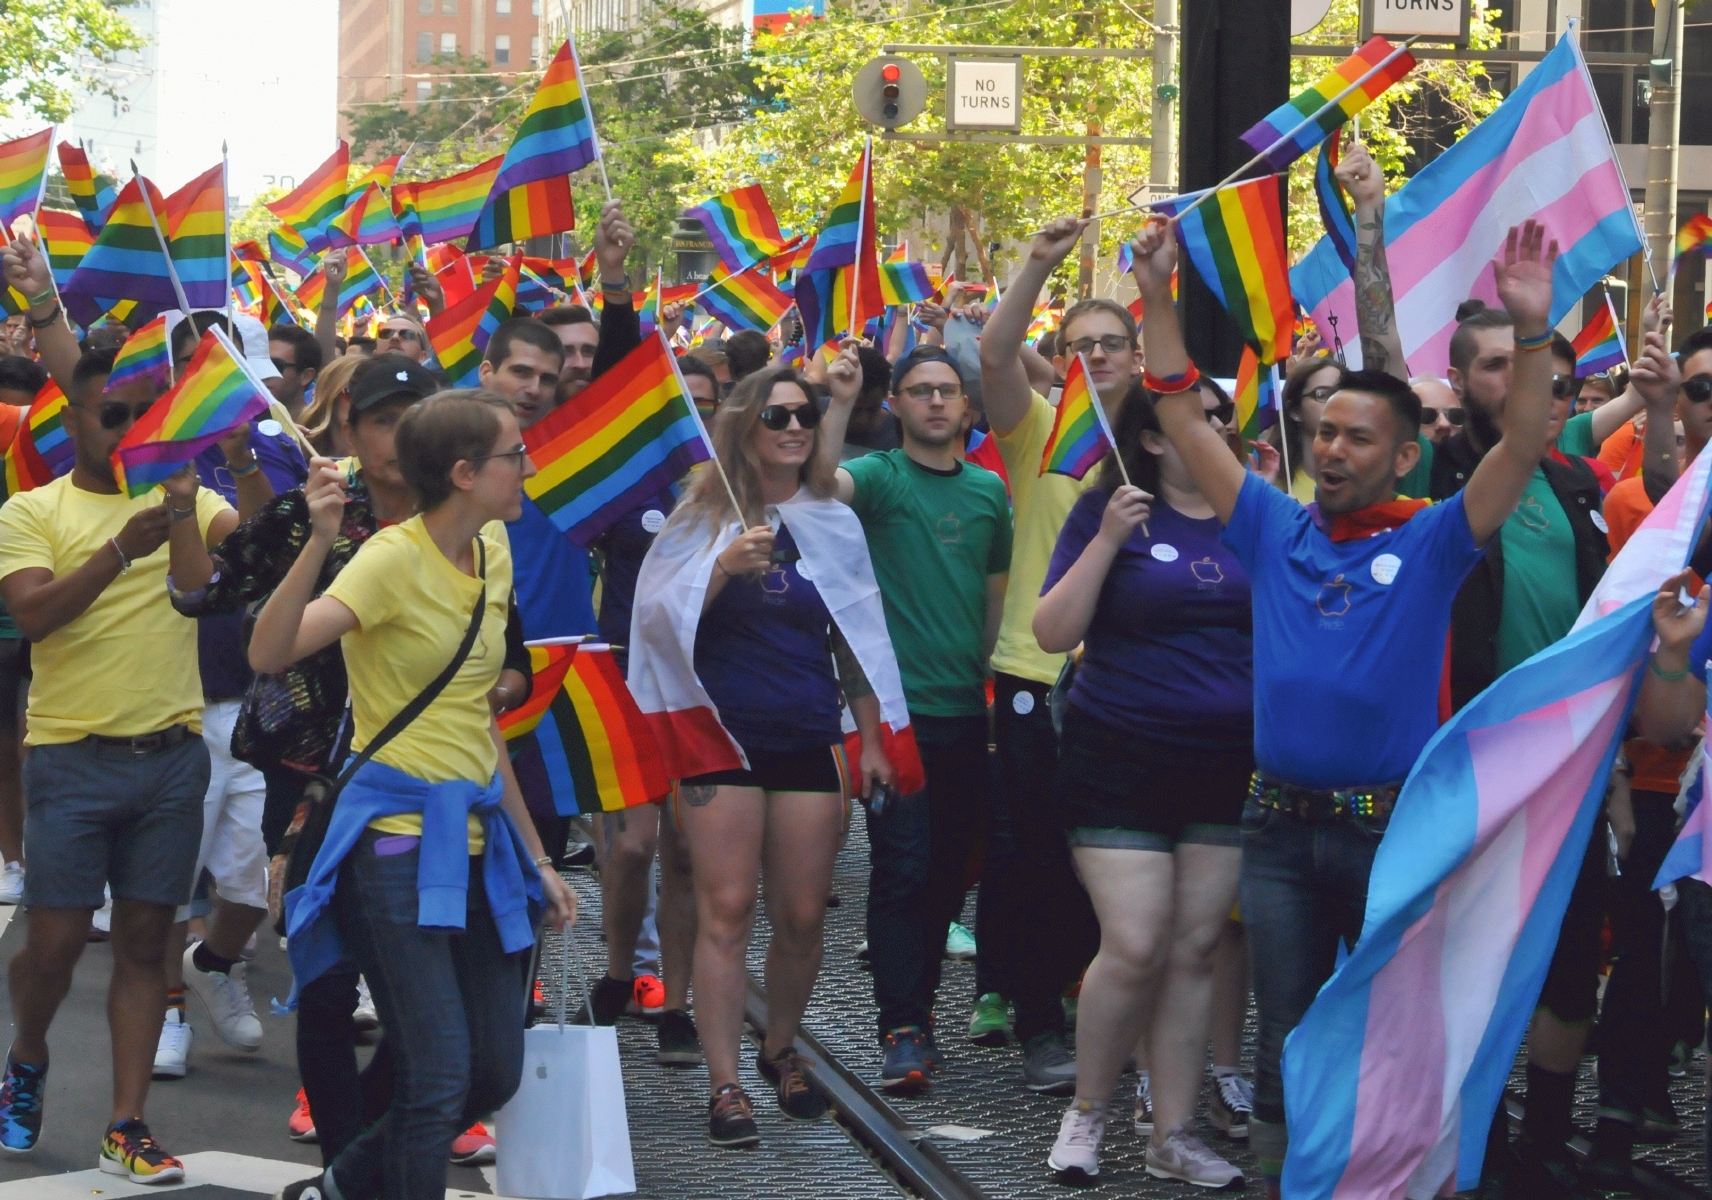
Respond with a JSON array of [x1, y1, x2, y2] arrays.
[[1248, 771, 1400, 822]]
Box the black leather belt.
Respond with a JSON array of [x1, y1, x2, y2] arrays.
[[1249, 770, 1400, 822], [86, 725, 194, 755]]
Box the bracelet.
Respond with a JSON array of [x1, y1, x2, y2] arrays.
[[25, 289, 54, 309], [532, 854, 555, 868], [1142, 364, 1202, 395], [1648, 657, 1691, 682], [109, 537, 130, 574], [228, 458, 261, 479], [1514, 330, 1554, 352], [167, 503, 197, 521], [26, 302, 61, 330], [600, 274, 630, 293], [712, 559, 728, 578]]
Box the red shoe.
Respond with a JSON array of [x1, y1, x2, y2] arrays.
[[450, 1121, 496, 1165], [633, 974, 665, 1015], [288, 1088, 318, 1143]]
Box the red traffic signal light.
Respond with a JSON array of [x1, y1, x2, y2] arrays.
[[881, 64, 901, 83]]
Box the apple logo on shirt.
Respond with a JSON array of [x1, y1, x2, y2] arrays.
[[1316, 574, 1352, 618], [937, 513, 963, 544], [1190, 557, 1223, 584], [1516, 494, 1550, 533]]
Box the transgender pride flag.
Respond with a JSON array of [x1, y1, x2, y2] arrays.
[[1281, 448, 1712, 1200], [1291, 27, 1642, 376]]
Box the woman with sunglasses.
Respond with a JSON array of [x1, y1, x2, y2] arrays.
[[629, 367, 909, 1149], [1034, 380, 1253, 1188], [248, 390, 575, 1200], [1274, 356, 1345, 501]]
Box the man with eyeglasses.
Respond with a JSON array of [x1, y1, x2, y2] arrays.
[[267, 324, 323, 421], [817, 344, 1012, 1094]]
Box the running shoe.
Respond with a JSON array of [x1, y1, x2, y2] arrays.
[[920, 1027, 942, 1070], [275, 1174, 329, 1200], [0, 1056, 46, 1154], [449, 1121, 496, 1165], [182, 945, 263, 1050], [656, 1009, 704, 1067], [571, 974, 633, 1026], [1134, 1071, 1154, 1136], [707, 1083, 760, 1148], [854, 940, 871, 961], [99, 1118, 185, 1184], [879, 1027, 931, 1095], [562, 840, 597, 869], [968, 993, 1012, 1046], [152, 1010, 191, 1080], [1146, 1124, 1244, 1189], [89, 889, 112, 942], [758, 1046, 828, 1120], [1020, 1030, 1077, 1094], [1047, 1098, 1107, 1185], [632, 974, 665, 1016], [1669, 1039, 1690, 1078], [288, 1088, 318, 1143], [944, 923, 977, 961], [352, 977, 379, 1031], [1209, 1070, 1252, 1140], [0, 862, 22, 906]]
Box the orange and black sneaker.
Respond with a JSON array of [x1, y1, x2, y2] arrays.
[[99, 1118, 184, 1184], [707, 1083, 760, 1148], [757, 1046, 828, 1121]]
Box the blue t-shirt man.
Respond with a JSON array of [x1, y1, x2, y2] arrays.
[[1220, 473, 1487, 789]]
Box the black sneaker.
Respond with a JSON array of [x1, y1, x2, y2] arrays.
[[757, 1046, 828, 1120], [562, 841, 597, 869], [571, 975, 633, 1026], [656, 1009, 704, 1067], [707, 1084, 760, 1148], [275, 1174, 330, 1200], [880, 1027, 931, 1095]]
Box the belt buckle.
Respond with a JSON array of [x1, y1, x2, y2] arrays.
[[131, 731, 165, 754]]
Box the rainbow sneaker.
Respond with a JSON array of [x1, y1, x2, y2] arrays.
[[99, 1118, 184, 1184], [0, 1057, 46, 1153]]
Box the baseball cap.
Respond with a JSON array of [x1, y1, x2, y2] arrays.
[[347, 352, 438, 415], [890, 347, 965, 396], [231, 313, 280, 382]]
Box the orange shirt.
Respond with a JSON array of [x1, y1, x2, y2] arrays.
[[1599, 419, 1644, 482]]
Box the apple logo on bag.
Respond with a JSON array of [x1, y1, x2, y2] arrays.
[[537, 1063, 548, 1079]]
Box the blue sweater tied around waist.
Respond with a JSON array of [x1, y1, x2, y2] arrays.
[[284, 758, 543, 990]]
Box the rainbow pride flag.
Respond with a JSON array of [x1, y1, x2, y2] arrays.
[[113, 328, 271, 497], [687, 184, 791, 272], [1232, 344, 1280, 441], [425, 254, 519, 386], [56, 141, 116, 235], [266, 142, 349, 250], [0, 128, 52, 233], [1571, 295, 1626, 377], [1677, 213, 1712, 260], [269, 224, 319, 277], [524, 328, 711, 546], [2, 380, 72, 499], [798, 143, 883, 350], [37, 208, 93, 288], [467, 39, 598, 249], [327, 182, 402, 248], [770, 235, 814, 276], [1039, 354, 1113, 480], [62, 175, 179, 328], [879, 258, 934, 305], [698, 262, 792, 332], [104, 315, 172, 394], [352, 152, 405, 191], [392, 155, 501, 246], [231, 258, 263, 308], [1316, 135, 1358, 275], [162, 162, 229, 311], [232, 239, 268, 264], [1240, 37, 1416, 172], [1158, 177, 1294, 364]]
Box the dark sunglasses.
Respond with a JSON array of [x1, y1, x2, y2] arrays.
[[270, 357, 298, 374], [1420, 406, 1466, 427], [1683, 379, 1712, 405], [759, 403, 821, 431], [1207, 401, 1236, 426], [1550, 375, 1578, 401], [77, 399, 154, 430], [379, 326, 423, 344]]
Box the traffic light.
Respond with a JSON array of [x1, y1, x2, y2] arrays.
[[853, 56, 926, 129], [881, 63, 902, 120]]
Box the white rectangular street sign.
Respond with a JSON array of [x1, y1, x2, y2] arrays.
[[1367, 0, 1470, 43], [947, 58, 1023, 131]]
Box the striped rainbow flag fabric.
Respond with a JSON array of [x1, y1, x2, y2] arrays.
[[1158, 176, 1294, 364], [1039, 354, 1112, 480], [55, 140, 116, 235], [62, 174, 178, 328], [103, 314, 172, 394], [265, 142, 349, 250], [698, 262, 792, 332], [327, 182, 403, 248], [0, 128, 52, 233], [1240, 36, 1416, 172], [2, 379, 73, 499], [37, 208, 93, 289], [1570, 295, 1626, 377], [392, 155, 503, 247], [686, 184, 792, 272], [424, 254, 519, 386], [162, 162, 229, 312]]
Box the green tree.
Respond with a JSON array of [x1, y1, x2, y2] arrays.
[[0, 0, 147, 122]]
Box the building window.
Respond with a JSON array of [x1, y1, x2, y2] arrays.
[[494, 34, 511, 64], [531, 35, 541, 63], [441, 0, 456, 11], [496, 0, 510, 12], [416, 31, 432, 61], [441, 31, 457, 55], [532, 0, 540, 13], [417, 81, 433, 102], [418, 0, 432, 11]]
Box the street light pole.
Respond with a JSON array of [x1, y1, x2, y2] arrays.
[[1148, 0, 1178, 199], [1641, 0, 1682, 292], [1080, 109, 1103, 299]]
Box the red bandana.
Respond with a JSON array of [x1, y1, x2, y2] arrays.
[[1323, 497, 1432, 544]]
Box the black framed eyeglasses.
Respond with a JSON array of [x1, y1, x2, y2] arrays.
[[1065, 334, 1134, 357], [471, 445, 530, 468], [898, 382, 963, 401], [1550, 375, 1578, 401], [1303, 384, 1339, 403], [77, 399, 154, 430], [759, 403, 821, 431], [1420, 407, 1466, 427], [1683, 379, 1712, 405]]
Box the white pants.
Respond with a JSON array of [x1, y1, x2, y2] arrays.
[[176, 699, 269, 921]]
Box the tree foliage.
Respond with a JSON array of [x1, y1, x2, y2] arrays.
[[0, 0, 147, 122]]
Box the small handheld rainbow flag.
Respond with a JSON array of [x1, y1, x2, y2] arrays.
[[425, 254, 520, 386], [770, 235, 814, 276], [698, 261, 792, 332], [162, 162, 229, 312], [524, 328, 711, 547], [62, 174, 179, 328], [103, 315, 172, 394], [2, 380, 73, 499], [56, 141, 116, 235], [1676, 214, 1712, 261], [687, 185, 792, 272], [266, 142, 349, 250], [352, 152, 406, 191], [112, 327, 271, 497], [269, 224, 320, 277], [1315, 135, 1358, 275], [0, 128, 52, 233], [1158, 177, 1294, 365], [37, 208, 93, 289], [1233, 344, 1281, 441], [1571, 295, 1627, 377], [1240, 37, 1416, 173], [879, 258, 934, 306], [1039, 354, 1115, 480], [392, 155, 502, 247], [327, 182, 402, 248]]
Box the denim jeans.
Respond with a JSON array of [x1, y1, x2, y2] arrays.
[[1239, 799, 1387, 1177], [325, 830, 530, 1200], [863, 714, 988, 1037]]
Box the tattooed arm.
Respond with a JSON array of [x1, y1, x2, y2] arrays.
[[1336, 143, 1409, 382]]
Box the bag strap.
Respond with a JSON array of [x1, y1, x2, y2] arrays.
[[333, 537, 488, 791]]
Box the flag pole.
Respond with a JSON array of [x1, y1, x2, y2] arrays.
[[352, 244, 398, 313], [563, 33, 614, 201], [1080, 351, 1146, 534], [25, 125, 67, 315], [132, 161, 194, 317], [661, 325, 746, 522], [1605, 285, 1631, 368], [221, 141, 232, 327]]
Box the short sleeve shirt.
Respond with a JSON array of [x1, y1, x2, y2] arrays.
[[1556, 411, 1598, 459], [1495, 466, 1580, 673]]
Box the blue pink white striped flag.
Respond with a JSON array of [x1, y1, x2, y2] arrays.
[[1281, 446, 1712, 1198]]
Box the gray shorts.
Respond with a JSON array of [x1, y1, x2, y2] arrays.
[[23, 735, 209, 909]]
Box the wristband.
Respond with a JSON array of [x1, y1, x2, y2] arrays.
[[168, 503, 197, 521], [533, 854, 555, 868], [1143, 364, 1202, 395], [26, 302, 61, 330], [1514, 330, 1554, 352], [600, 273, 630, 293], [25, 289, 54, 309], [228, 458, 261, 479], [1648, 657, 1691, 682], [109, 537, 130, 574]]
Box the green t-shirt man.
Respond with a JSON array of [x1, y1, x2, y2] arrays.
[[1495, 465, 1580, 672], [845, 449, 1013, 717]]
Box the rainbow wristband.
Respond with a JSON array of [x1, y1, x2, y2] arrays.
[[1514, 330, 1554, 352], [1143, 364, 1202, 395]]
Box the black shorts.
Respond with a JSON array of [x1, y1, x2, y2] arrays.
[[1053, 706, 1251, 852], [681, 743, 850, 795], [1536, 814, 1608, 1025], [0, 637, 27, 732]]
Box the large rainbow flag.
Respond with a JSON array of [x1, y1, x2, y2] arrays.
[[1039, 354, 1112, 480], [0, 128, 52, 234], [37, 208, 93, 289], [104, 314, 172, 394], [162, 162, 229, 312], [1158, 176, 1294, 364], [1240, 37, 1417, 172], [112, 328, 272, 497], [62, 175, 178, 327], [1570, 295, 1626, 377], [697, 262, 792, 332], [393, 155, 502, 247], [467, 39, 599, 249], [327, 182, 402, 248], [425, 254, 520, 387], [523, 328, 710, 547], [2, 380, 73, 499], [55, 141, 116, 235], [266, 142, 349, 250], [687, 185, 792, 272]]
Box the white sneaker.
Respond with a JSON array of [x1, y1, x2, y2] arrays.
[[0, 862, 22, 905], [1146, 1124, 1244, 1188], [92, 887, 113, 934], [153, 1010, 192, 1079], [1047, 1098, 1107, 1183], [241, 931, 259, 961], [353, 977, 379, 1031], [183, 944, 264, 1051], [1134, 1070, 1154, 1135]]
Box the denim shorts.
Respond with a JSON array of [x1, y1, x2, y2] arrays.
[[1054, 707, 1250, 853], [23, 734, 209, 909]]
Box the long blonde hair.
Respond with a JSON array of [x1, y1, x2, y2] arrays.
[[676, 366, 835, 533], [300, 355, 364, 455]]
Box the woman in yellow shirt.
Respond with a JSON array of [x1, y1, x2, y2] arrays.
[[251, 390, 575, 1200]]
